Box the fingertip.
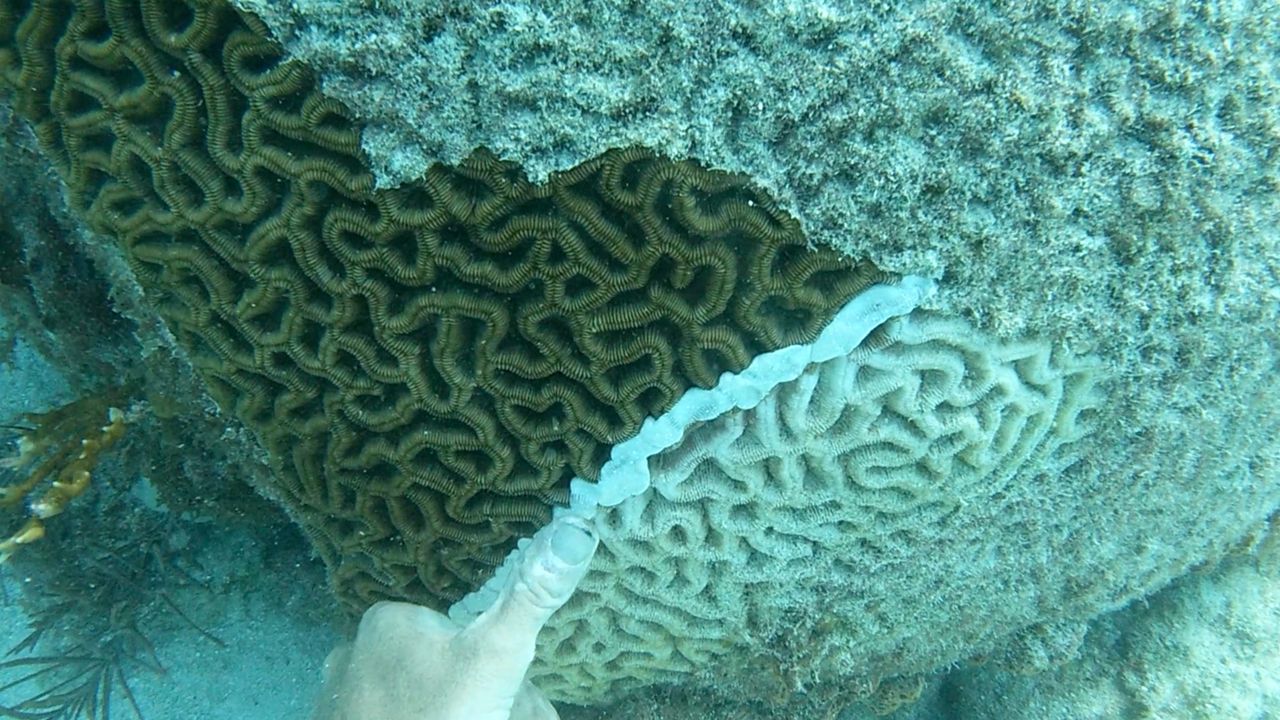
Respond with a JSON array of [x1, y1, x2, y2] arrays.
[[549, 518, 596, 565]]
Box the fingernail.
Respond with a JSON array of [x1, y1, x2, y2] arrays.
[[549, 520, 596, 564]]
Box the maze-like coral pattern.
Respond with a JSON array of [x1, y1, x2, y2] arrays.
[[0, 0, 875, 608], [533, 312, 1101, 703]]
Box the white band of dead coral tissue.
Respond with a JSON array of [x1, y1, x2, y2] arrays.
[[449, 275, 937, 624]]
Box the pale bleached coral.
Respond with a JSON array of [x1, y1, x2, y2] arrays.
[[525, 310, 1102, 705]]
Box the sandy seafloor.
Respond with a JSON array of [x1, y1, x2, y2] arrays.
[[0, 559, 337, 719], [0, 332, 339, 719]]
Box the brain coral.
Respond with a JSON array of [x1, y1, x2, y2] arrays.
[[522, 311, 1103, 704], [0, 0, 875, 609]]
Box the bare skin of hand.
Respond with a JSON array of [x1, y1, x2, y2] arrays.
[[314, 515, 598, 720]]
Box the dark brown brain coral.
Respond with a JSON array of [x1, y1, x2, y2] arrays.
[[0, 0, 880, 610]]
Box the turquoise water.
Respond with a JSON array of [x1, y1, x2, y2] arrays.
[[3, 1, 1279, 719]]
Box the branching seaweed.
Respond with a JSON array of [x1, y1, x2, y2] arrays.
[[0, 641, 150, 720], [0, 384, 138, 563], [0, 495, 224, 719]]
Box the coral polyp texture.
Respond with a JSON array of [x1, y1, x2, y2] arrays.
[[0, 0, 874, 609], [522, 312, 1102, 704]]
